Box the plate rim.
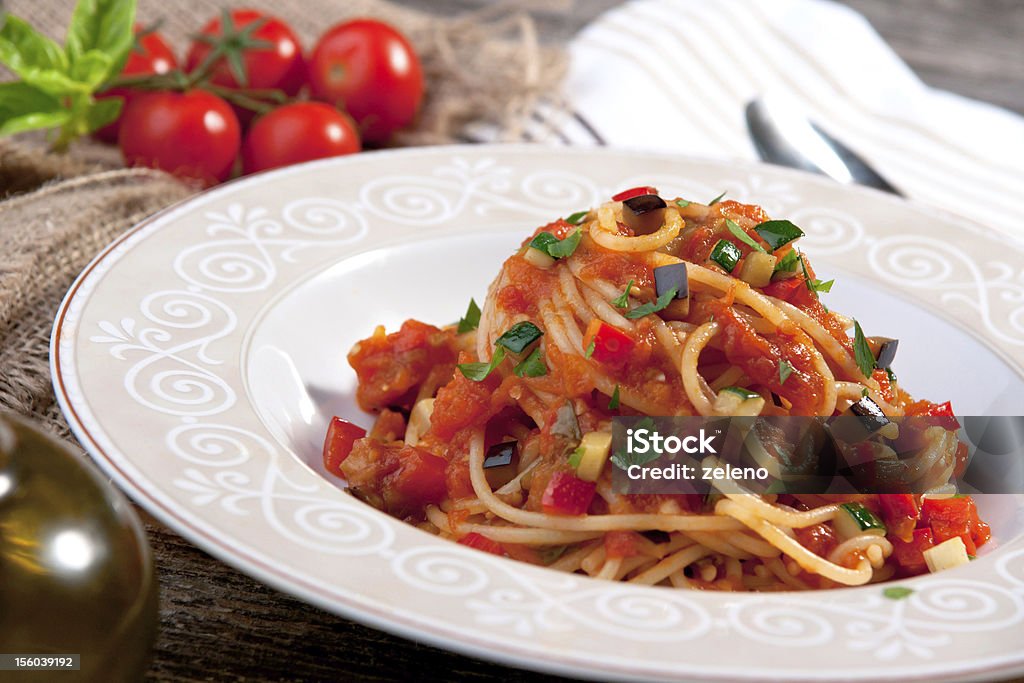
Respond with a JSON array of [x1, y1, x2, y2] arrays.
[[50, 143, 1024, 683]]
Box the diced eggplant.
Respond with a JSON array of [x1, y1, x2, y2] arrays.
[[622, 194, 667, 235], [868, 337, 899, 369], [653, 263, 689, 320], [483, 441, 518, 488], [830, 395, 891, 442]]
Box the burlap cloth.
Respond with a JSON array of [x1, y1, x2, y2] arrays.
[[0, 0, 567, 446]]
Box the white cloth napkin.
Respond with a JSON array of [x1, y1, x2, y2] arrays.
[[526, 0, 1024, 238]]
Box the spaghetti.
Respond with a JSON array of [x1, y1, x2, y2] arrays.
[[327, 187, 990, 591]]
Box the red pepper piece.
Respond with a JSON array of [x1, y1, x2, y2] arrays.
[[541, 471, 597, 516], [323, 417, 367, 477]]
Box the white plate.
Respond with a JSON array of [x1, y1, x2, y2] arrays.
[[52, 146, 1024, 682]]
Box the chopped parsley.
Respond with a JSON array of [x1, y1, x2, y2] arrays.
[[611, 279, 634, 308], [568, 446, 585, 469], [882, 586, 914, 600], [457, 346, 506, 381], [565, 210, 588, 225], [513, 347, 547, 377], [779, 360, 793, 384], [675, 198, 691, 208], [799, 254, 833, 294], [708, 191, 727, 205], [496, 321, 543, 353], [852, 320, 877, 379], [608, 385, 621, 410], [584, 339, 596, 359], [457, 298, 481, 334], [726, 219, 767, 253], [539, 545, 568, 565], [625, 287, 678, 319]]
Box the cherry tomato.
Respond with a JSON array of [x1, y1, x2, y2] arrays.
[[185, 10, 305, 95], [242, 102, 360, 174], [308, 19, 423, 145], [94, 25, 178, 143], [119, 90, 241, 187]]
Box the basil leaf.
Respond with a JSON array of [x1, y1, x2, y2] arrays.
[[725, 219, 766, 254], [83, 94, 122, 131], [496, 321, 543, 353], [608, 385, 621, 410], [754, 219, 805, 251], [675, 198, 691, 208], [530, 229, 582, 260], [513, 347, 547, 377], [779, 360, 793, 384], [547, 229, 582, 258], [457, 298, 481, 334], [66, 0, 136, 79], [774, 249, 800, 273], [625, 286, 677, 319], [584, 339, 595, 359], [565, 210, 588, 225], [708, 191, 727, 205], [0, 82, 69, 135], [852, 320, 876, 379], [610, 279, 634, 308], [0, 16, 68, 76], [529, 232, 559, 252], [69, 49, 114, 89], [457, 346, 506, 382]]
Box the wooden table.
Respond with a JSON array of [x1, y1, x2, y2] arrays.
[[146, 2, 1023, 681]]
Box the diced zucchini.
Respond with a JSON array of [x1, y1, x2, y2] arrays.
[[575, 431, 613, 482], [738, 251, 778, 288], [835, 502, 887, 539], [923, 536, 970, 573], [404, 398, 435, 446], [709, 240, 741, 272], [524, 246, 555, 269], [713, 386, 765, 416]]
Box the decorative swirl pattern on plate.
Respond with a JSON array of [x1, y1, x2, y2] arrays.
[[867, 235, 1024, 346], [392, 546, 492, 595], [789, 206, 866, 255]]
